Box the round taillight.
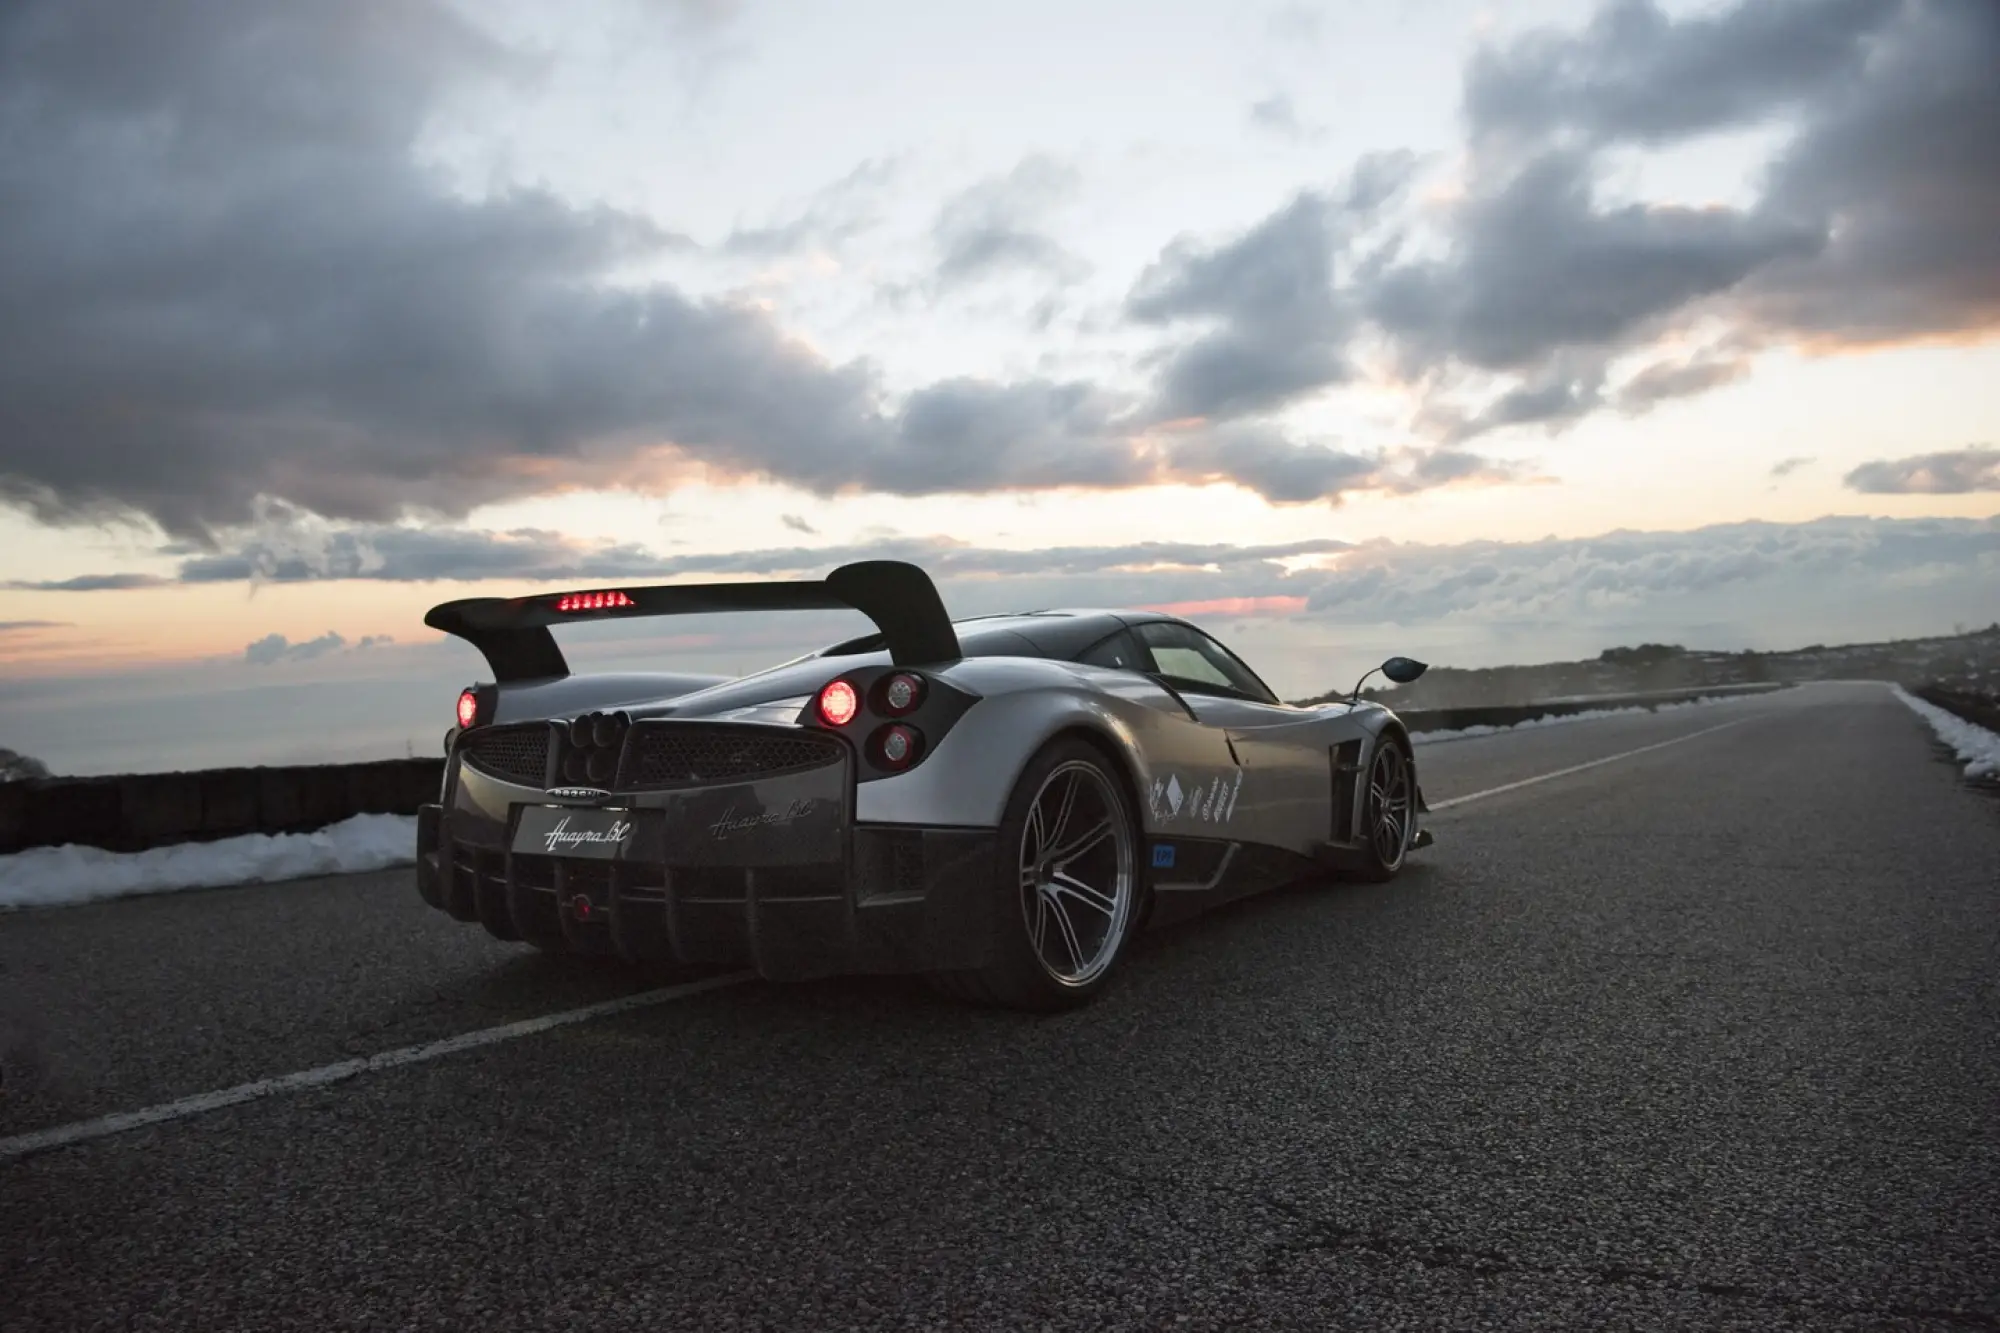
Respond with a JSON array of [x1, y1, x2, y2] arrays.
[[875, 724, 922, 769], [817, 679, 860, 727], [881, 672, 925, 715], [456, 688, 479, 729]]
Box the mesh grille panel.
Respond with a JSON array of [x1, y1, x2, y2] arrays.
[[621, 725, 844, 789], [461, 725, 550, 785]]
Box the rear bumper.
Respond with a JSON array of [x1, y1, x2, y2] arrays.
[[415, 798, 1000, 982]]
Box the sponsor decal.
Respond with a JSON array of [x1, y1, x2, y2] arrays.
[[1150, 768, 1244, 826], [706, 798, 829, 841], [540, 814, 635, 855], [1152, 843, 1176, 869], [1221, 770, 1243, 822]]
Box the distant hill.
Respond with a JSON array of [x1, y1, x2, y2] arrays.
[[1296, 623, 2000, 710]]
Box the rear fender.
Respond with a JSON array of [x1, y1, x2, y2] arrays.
[[853, 678, 1231, 830]]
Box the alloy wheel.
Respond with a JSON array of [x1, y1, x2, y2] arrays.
[[1017, 760, 1135, 986], [1368, 741, 1414, 870]]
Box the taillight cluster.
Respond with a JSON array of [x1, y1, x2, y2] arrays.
[[456, 683, 499, 732], [814, 671, 930, 772], [816, 679, 859, 727]]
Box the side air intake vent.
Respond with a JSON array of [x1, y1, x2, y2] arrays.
[[1330, 739, 1364, 844]]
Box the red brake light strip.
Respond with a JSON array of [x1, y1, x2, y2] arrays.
[[555, 590, 635, 613]]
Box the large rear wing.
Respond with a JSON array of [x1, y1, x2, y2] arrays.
[[424, 559, 961, 683]]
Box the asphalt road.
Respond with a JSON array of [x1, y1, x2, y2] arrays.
[[3, 682, 1996, 1331]]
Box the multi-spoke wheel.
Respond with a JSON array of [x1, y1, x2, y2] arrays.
[[1018, 758, 1137, 987], [1351, 735, 1415, 882], [929, 737, 1141, 1011]]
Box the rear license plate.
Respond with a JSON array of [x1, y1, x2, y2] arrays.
[[512, 804, 653, 861]]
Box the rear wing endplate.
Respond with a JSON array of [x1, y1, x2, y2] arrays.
[[425, 559, 960, 684]]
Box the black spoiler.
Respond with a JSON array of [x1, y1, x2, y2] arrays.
[[424, 559, 961, 683]]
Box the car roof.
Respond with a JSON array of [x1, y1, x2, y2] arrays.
[[819, 607, 1181, 662]]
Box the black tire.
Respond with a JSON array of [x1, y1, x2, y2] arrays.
[[1349, 734, 1416, 883], [929, 736, 1144, 1012]]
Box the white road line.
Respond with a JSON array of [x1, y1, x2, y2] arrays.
[[1427, 716, 1758, 811], [0, 970, 754, 1165]]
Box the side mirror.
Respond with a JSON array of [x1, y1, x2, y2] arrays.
[[1382, 656, 1429, 685], [1348, 655, 1431, 702]]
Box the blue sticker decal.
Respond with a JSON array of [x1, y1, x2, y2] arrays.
[[1151, 843, 1176, 869]]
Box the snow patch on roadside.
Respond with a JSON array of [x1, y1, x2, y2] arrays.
[[1409, 692, 1760, 745], [0, 813, 417, 911], [1890, 685, 2000, 781]]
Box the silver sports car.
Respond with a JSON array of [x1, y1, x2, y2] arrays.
[[416, 560, 1433, 1010]]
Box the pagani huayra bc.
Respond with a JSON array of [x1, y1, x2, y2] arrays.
[[419, 561, 1432, 1010]]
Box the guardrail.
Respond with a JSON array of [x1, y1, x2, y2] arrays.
[[0, 682, 1793, 857], [1910, 684, 2000, 733], [1390, 681, 1791, 736], [0, 760, 443, 856]]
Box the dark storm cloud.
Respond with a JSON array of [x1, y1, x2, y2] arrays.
[[0, 0, 839, 536], [1741, 0, 2000, 343], [1126, 154, 1416, 422], [885, 379, 1139, 491], [1843, 446, 2000, 494], [1349, 0, 1998, 436], [1434, 360, 1608, 443], [1363, 150, 1822, 374], [1461, 0, 2000, 347], [1421, 344, 1748, 441], [8, 2, 1421, 538], [1163, 427, 1381, 504], [1463, 0, 1898, 147]]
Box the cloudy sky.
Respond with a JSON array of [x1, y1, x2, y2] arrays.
[[1, 0, 1996, 773]]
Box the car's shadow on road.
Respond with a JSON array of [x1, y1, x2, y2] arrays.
[[452, 863, 1444, 1028]]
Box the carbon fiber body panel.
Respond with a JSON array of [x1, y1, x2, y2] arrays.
[[418, 725, 999, 981]]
